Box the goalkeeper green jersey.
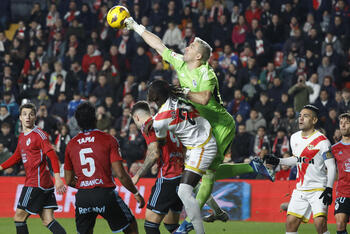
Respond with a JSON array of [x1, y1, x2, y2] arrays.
[[162, 48, 235, 162]]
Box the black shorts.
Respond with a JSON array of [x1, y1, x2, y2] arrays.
[[335, 197, 350, 217], [17, 186, 57, 215], [147, 177, 183, 214], [75, 187, 135, 234]]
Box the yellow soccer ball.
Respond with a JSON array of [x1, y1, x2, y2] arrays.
[[106, 5, 130, 29]]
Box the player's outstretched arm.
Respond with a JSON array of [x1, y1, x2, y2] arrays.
[[125, 17, 167, 55], [112, 161, 145, 208], [132, 142, 160, 185]]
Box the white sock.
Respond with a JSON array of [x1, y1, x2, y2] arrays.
[[323, 231, 330, 234], [286, 232, 298, 234], [178, 183, 204, 234]]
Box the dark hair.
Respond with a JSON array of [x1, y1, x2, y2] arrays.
[[147, 80, 182, 106], [302, 104, 319, 118], [75, 102, 97, 130], [339, 112, 350, 121], [19, 103, 37, 115], [131, 101, 151, 116]]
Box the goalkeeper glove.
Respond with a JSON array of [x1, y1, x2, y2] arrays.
[[263, 154, 280, 166], [125, 17, 145, 36], [319, 187, 333, 206]]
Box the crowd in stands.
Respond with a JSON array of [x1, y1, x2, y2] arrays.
[[0, 0, 349, 180]]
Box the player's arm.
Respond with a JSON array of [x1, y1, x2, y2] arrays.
[[112, 161, 145, 208], [319, 150, 336, 206], [64, 149, 77, 188], [264, 154, 298, 166], [125, 17, 166, 55], [187, 90, 212, 106], [132, 141, 160, 184], [46, 150, 66, 194], [0, 144, 22, 171]]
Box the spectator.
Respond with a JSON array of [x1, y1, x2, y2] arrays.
[[338, 88, 350, 113], [0, 142, 13, 175], [96, 105, 112, 131], [50, 92, 68, 122], [120, 123, 146, 169], [63, 0, 81, 26], [103, 96, 121, 120], [231, 124, 252, 163], [242, 75, 263, 104], [1, 91, 19, 118], [67, 92, 83, 119], [227, 89, 250, 120], [54, 124, 70, 164], [250, 126, 270, 157], [47, 32, 66, 61], [276, 93, 293, 115], [314, 89, 337, 122], [288, 75, 313, 113], [82, 44, 103, 73], [265, 14, 285, 51], [222, 75, 240, 106], [324, 108, 338, 140], [254, 92, 274, 123], [231, 15, 249, 50], [306, 73, 321, 104], [114, 106, 132, 137], [245, 0, 262, 25], [46, 3, 60, 28], [275, 152, 295, 181], [268, 77, 286, 106], [281, 107, 299, 137], [36, 104, 58, 138], [210, 14, 232, 46], [116, 74, 138, 104], [0, 122, 16, 153], [162, 21, 182, 50], [131, 45, 151, 82], [246, 109, 267, 135], [218, 44, 239, 73], [271, 128, 290, 159]]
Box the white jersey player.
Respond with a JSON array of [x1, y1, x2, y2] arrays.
[[153, 97, 217, 174], [265, 105, 336, 234], [148, 80, 217, 234]]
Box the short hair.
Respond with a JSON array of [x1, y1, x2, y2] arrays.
[[302, 104, 319, 118], [131, 101, 151, 116], [1, 122, 11, 129], [194, 37, 212, 63], [75, 102, 97, 130], [339, 112, 350, 121], [19, 103, 37, 115]]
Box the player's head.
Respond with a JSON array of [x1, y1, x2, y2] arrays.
[[339, 112, 350, 137], [19, 103, 37, 130], [299, 105, 319, 132], [75, 102, 97, 131], [184, 37, 212, 64], [131, 101, 152, 129], [147, 80, 176, 107]]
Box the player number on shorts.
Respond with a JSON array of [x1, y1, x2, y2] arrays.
[[79, 148, 95, 177]]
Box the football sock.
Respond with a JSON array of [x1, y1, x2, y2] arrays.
[[323, 231, 330, 234], [178, 183, 204, 234], [337, 230, 348, 234], [164, 223, 179, 233], [206, 195, 223, 216], [195, 170, 215, 209], [144, 220, 160, 234], [15, 221, 28, 234], [215, 163, 254, 180], [47, 220, 66, 234], [286, 232, 298, 234]]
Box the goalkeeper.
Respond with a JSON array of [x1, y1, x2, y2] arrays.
[[125, 17, 274, 223]]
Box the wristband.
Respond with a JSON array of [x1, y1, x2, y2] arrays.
[[183, 88, 190, 97], [134, 24, 145, 36], [133, 191, 140, 196]]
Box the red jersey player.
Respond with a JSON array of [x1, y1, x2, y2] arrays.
[[332, 112, 350, 234], [131, 101, 184, 233], [0, 103, 66, 234], [64, 102, 145, 234]]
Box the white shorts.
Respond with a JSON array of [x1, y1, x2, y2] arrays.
[[287, 189, 328, 222], [184, 136, 217, 176]]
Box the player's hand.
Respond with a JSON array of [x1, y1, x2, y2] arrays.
[[174, 86, 190, 99], [55, 177, 67, 194], [263, 154, 280, 166], [134, 193, 145, 208], [125, 17, 137, 31], [0, 165, 3, 171], [319, 187, 333, 206], [132, 175, 139, 185]]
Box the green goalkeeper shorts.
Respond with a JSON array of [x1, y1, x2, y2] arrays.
[[209, 121, 235, 170]]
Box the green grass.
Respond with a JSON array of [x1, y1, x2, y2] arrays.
[[0, 218, 337, 234]]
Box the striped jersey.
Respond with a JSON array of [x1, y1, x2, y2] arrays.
[[153, 97, 212, 149], [290, 130, 332, 190]]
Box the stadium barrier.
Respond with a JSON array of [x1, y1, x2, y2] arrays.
[[0, 177, 336, 223]]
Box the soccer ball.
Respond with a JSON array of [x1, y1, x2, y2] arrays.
[[106, 6, 130, 29]]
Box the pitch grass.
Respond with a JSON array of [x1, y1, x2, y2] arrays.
[[0, 218, 337, 233]]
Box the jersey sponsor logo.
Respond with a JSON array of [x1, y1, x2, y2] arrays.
[[77, 137, 95, 144], [344, 159, 350, 172], [26, 138, 31, 146], [78, 205, 106, 214], [79, 178, 104, 187], [192, 79, 197, 87], [297, 157, 315, 164], [21, 153, 27, 163]]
